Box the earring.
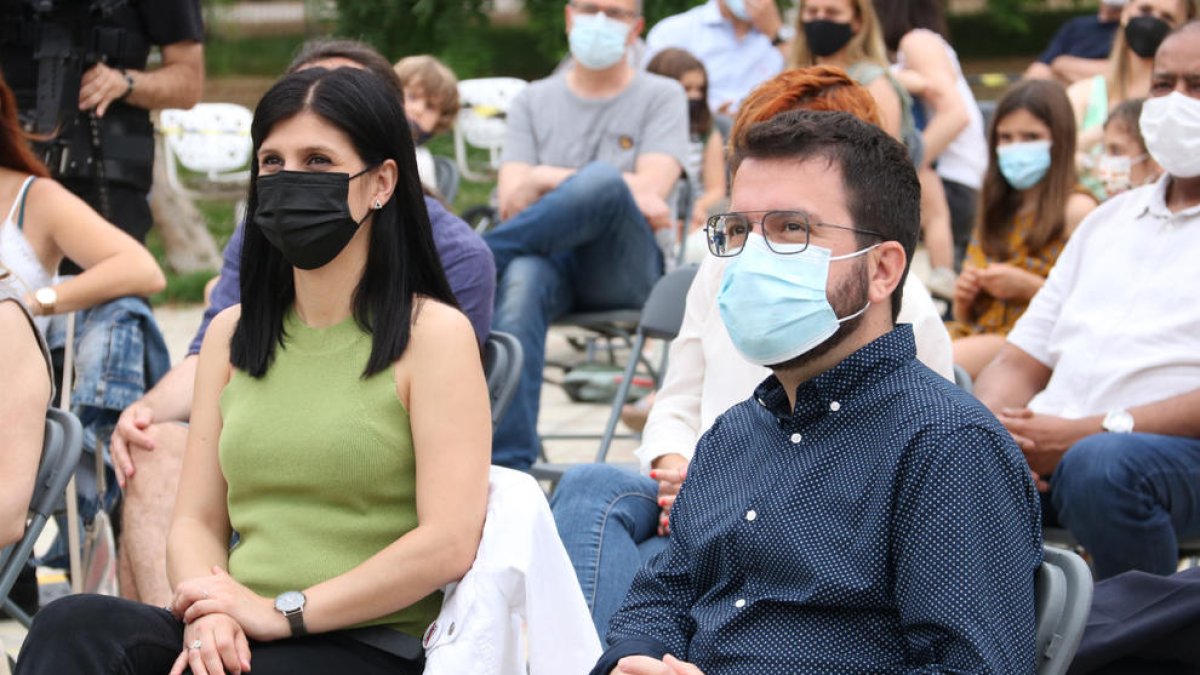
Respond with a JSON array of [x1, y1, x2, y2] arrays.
[[373, 199, 383, 210]]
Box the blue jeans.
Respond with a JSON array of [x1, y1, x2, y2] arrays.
[[1051, 432, 1200, 580], [485, 162, 663, 469], [550, 464, 669, 637]]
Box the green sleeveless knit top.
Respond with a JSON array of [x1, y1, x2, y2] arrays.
[[219, 309, 441, 638]]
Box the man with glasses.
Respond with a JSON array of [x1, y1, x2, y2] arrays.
[[645, 0, 786, 113], [592, 109, 1040, 675], [485, 0, 688, 470]]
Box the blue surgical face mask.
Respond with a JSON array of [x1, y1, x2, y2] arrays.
[[996, 140, 1052, 190], [724, 0, 750, 20], [569, 12, 631, 70], [718, 234, 873, 367]]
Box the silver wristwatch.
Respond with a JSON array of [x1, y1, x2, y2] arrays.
[[1102, 409, 1134, 434], [274, 590, 307, 636]]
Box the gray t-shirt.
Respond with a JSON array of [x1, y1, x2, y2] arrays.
[[501, 70, 689, 175], [0, 277, 54, 404]]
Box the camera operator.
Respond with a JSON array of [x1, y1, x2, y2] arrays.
[[1, 0, 204, 274]]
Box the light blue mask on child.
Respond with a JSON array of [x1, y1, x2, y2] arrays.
[[724, 0, 750, 20], [569, 13, 631, 70], [997, 140, 1052, 190], [718, 234, 873, 367]]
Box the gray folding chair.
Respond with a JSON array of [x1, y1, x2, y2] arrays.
[[483, 331, 522, 430], [432, 155, 460, 206], [1043, 526, 1200, 563], [532, 264, 698, 486], [1036, 545, 1093, 675], [0, 408, 84, 628]]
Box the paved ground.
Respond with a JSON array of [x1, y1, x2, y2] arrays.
[[1, 303, 648, 662]]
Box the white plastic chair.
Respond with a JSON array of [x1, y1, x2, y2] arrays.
[[159, 103, 254, 201], [453, 77, 528, 182]]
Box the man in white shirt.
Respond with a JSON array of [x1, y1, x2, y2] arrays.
[[975, 22, 1200, 581], [645, 0, 787, 112]]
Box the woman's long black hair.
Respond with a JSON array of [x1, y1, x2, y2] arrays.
[[231, 66, 458, 379]]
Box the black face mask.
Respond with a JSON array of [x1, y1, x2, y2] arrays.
[[1124, 15, 1171, 58], [804, 20, 855, 58], [254, 168, 374, 270], [688, 98, 708, 123]]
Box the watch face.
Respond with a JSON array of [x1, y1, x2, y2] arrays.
[[35, 288, 56, 305], [275, 590, 305, 613], [1104, 411, 1134, 433]]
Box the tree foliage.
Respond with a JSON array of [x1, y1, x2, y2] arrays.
[[335, 0, 489, 61]]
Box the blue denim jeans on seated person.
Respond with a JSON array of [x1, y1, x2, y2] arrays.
[[1051, 432, 1200, 580], [485, 162, 663, 470], [550, 464, 669, 636]]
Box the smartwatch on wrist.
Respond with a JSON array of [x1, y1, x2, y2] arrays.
[[1102, 409, 1134, 434], [274, 590, 307, 636]]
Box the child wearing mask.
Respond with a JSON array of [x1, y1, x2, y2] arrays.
[[1097, 97, 1163, 199], [644, 48, 727, 262], [950, 79, 1098, 377], [393, 55, 461, 192]]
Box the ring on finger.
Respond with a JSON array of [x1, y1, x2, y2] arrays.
[[189, 639, 202, 650]]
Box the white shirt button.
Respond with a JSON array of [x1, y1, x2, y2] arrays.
[[745, 509, 757, 521], [830, 401, 841, 412], [790, 433, 802, 444], [734, 598, 746, 608]]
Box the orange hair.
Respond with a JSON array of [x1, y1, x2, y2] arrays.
[[0, 70, 50, 178], [730, 65, 883, 172]]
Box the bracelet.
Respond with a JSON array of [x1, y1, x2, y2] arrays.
[[117, 68, 135, 101]]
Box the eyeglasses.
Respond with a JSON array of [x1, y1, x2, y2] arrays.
[[704, 210, 884, 258], [569, 1, 640, 22]]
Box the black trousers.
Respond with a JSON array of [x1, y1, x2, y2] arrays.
[[941, 177, 979, 271], [15, 595, 423, 675], [58, 179, 154, 276]]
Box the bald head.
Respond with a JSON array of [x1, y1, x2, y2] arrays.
[[1151, 21, 1200, 97]]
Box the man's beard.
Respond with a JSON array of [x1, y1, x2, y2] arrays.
[[769, 256, 870, 372]]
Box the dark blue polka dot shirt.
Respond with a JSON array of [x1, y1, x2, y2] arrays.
[[593, 325, 1043, 674]]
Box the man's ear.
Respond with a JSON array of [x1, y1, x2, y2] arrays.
[[866, 241, 907, 307]]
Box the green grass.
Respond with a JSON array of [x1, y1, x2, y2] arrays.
[[148, 199, 238, 306]]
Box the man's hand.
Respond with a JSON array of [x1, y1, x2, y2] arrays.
[[634, 192, 673, 231], [173, 566, 290, 642], [499, 179, 543, 221], [111, 402, 157, 488], [79, 63, 132, 117], [998, 408, 1098, 480], [168, 612, 252, 675], [743, 0, 783, 40], [615, 654, 705, 675], [649, 454, 689, 536]]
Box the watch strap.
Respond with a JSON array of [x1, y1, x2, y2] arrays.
[[285, 608, 307, 637], [117, 68, 134, 101], [771, 32, 785, 47]]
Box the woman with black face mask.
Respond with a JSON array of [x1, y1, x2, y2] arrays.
[[1067, 0, 1196, 200], [792, 0, 958, 286], [14, 66, 490, 675]]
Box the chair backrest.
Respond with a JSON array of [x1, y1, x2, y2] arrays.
[[483, 331, 523, 429], [0, 408, 84, 607], [160, 103, 254, 176], [453, 77, 528, 181], [638, 264, 699, 341], [433, 155, 460, 205], [1035, 546, 1093, 675]]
